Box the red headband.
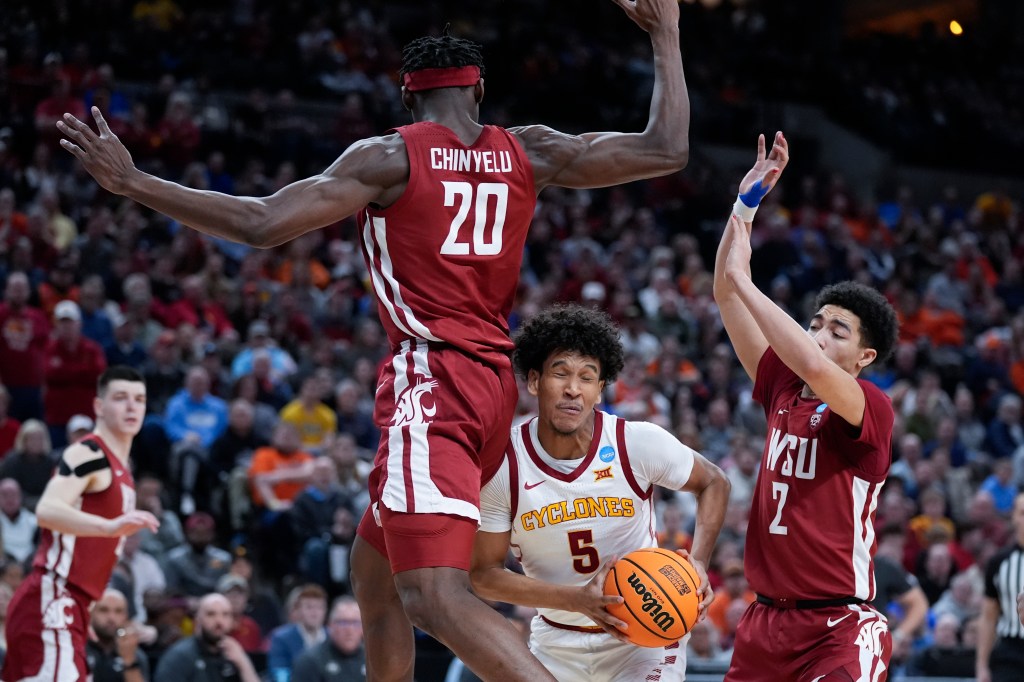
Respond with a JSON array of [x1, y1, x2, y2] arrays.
[[402, 66, 481, 92]]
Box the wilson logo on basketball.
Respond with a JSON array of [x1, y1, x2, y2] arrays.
[[657, 566, 692, 596], [626, 572, 676, 633]]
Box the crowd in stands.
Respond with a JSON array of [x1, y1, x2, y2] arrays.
[[0, 0, 1021, 680]]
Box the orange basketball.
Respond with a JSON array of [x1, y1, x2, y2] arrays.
[[603, 547, 700, 648]]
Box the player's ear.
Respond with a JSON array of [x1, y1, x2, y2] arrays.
[[527, 369, 540, 397], [857, 347, 877, 370], [474, 79, 484, 104], [401, 87, 414, 112], [93, 396, 103, 420]]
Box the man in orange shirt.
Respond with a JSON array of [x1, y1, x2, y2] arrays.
[[248, 422, 314, 511]]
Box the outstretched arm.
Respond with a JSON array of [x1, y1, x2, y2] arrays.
[[723, 212, 869, 428], [518, 0, 689, 189], [713, 132, 787, 380], [57, 108, 406, 248]]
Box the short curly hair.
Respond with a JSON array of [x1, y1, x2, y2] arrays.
[[813, 281, 899, 365], [513, 304, 625, 382]]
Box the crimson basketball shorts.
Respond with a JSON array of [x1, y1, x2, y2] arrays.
[[725, 601, 891, 682], [2, 570, 91, 682], [356, 341, 517, 573]]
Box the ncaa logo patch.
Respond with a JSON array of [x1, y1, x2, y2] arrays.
[[599, 445, 616, 463]]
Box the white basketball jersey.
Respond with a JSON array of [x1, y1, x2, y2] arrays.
[[480, 410, 697, 628]]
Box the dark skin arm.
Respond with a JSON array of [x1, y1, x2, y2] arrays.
[[515, 0, 689, 189]]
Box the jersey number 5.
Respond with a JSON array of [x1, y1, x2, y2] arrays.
[[440, 181, 508, 256], [568, 529, 599, 574]]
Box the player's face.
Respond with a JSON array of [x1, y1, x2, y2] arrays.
[[529, 351, 604, 436], [94, 380, 147, 437], [807, 305, 876, 376]]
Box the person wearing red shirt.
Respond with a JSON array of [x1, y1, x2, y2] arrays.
[[44, 300, 107, 447], [164, 274, 234, 339], [0, 272, 50, 421]]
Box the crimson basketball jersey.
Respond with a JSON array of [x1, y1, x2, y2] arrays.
[[32, 434, 136, 601], [359, 122, 536, 367], [744, 348, 893, 601]]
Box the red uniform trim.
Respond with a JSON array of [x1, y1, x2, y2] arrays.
[[520, 411, 603, 482], [616, 418, 651, 500], [540, 615, 603, 634]]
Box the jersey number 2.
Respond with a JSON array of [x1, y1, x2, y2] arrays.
[[568, 529, 599, 574], [440, 181, 508, 256], [769, 481, 789, 535]]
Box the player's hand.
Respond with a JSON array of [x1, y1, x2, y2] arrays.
[[106, 510, 160, 537], [56, 107, 138, 195], [676, 549, 713, 621], [976, 666, 992, 682], [612, 0, 679, 35], [737, 132, 788, 207], [571, 558, 631, 643]]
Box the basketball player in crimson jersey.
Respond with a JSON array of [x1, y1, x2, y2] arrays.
[[471, 305, 730, 681], [55, 2, 688, 679], [714, 135, 900, 681], [2, 366, 159, 682]]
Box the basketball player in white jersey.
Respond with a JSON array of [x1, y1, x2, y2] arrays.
[[471, 305, 730, 681]]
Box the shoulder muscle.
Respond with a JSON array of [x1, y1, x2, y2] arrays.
[[509, 125, 586, 188]]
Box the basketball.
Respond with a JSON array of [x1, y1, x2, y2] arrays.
[[603, 548, 700, 648]]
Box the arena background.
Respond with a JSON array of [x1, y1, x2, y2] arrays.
[[0, 0, 1022, 680]]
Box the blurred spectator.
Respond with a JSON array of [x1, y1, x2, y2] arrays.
[[87, 589, 152, 682], [933, 572, 981, 625], [248, 423, 313, 512], [279, 375, 336, 454], [115, 532, 166, 625], [217, 574, 265, 660], [164, 366, 228, 450], [210, 400, 266, 478], [706, 559, 755, 636], [141, 331, 185, 415], [918, 542, 958, 605], [332, 379, 376, 452], [655, 500, 691, 553], [0, 272, 50, 421], [230, 320, 297, 381], [699, 398, 736, 464], [907, 612, 975, 678], [980, 459, 1018, 515], [164, 512, 232, 598], [165, 275, 234, 340], [78, 275, 114, 348], [871, 524, 929, 661], [134, 475, 186, 558], [290, 597, 365, 682], [909, 487, 956, 547], [267, 584, 328, 682], [985, 393, 1024, 461], [156, 92, 201, 174], [154, 593, 260, 682], [290, 458, 346, 548], [0, 386, 21, 457], [104, 312, 147, 369], [44, 299, 107, 446], [726, 440, 759, 505], [297, 505, 357, 600], [326, 434, 370, 517], [0, 420, 53, 510], [685, 620, 732, 674], [0, 478, 36, 563]]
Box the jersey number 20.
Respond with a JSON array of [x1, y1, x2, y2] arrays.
[[440, 181, 508, 256]]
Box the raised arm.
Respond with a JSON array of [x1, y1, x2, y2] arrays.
[[516, 0, 689, 190], [57, 108, 407, 248], [713, 132, 788, 380]]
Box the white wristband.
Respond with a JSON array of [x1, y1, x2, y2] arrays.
[[732, 197, 758, 222]]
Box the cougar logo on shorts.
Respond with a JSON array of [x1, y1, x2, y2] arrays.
[[41, 594, 76, 629], [855, 618, 887, 657], [392, 378, 439, 426]]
